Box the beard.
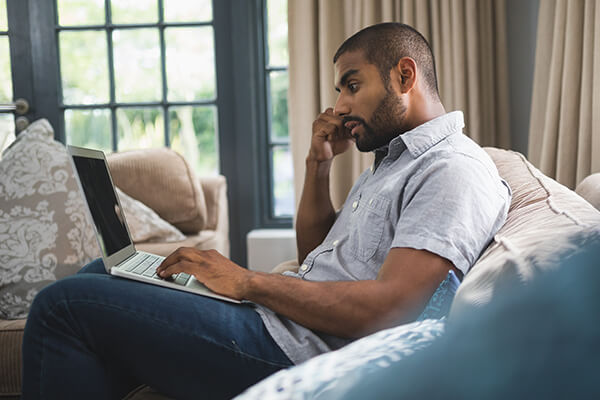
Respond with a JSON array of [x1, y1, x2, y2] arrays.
[[343, 90, 407, 152]]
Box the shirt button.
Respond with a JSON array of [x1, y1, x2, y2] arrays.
[[300, 264, 308, 272], [333, 240, 339, 246], [369, 198, 374, 205], [352, 201, 358, 209]]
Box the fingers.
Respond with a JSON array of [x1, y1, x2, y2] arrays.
[[313, 110, 344, 140], [157, 260, 191, 279], [157, 247, 194, 276]]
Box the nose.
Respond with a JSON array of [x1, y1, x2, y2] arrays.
[[333, 93, 350, 117]]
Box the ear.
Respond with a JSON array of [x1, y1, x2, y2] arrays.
[[395, 57, 417, 94]]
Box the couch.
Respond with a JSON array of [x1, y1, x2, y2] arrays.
[[0, 120, 230, 399], [1, 120, 599, 398]]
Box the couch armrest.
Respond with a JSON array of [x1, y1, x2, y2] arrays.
[[199, 175, 229, 257]]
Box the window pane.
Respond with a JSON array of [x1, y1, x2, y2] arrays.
[[272, 146, 294, 217], [267, 0, 288, 67], [0, 36, 12, 103], [57, 0, 105, 26], [169, 106, 218, 175], [0, 0, 7, 31], [113, 29, 161, 103], [111, 0, 158, 24], [166, 27, 215, 102], [59, 30, 109, 104], [269, 70, 288, 140], [117, 107, 164, 151], [0, 113, 15, 158], [164, 0, 212, 23], [65, 108, 111, 152]]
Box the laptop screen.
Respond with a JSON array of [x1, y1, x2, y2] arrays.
[[72, 155, 131, 257]]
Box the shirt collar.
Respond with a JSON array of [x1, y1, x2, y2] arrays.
[[399, 111, 465, 158]]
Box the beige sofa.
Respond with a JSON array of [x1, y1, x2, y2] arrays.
[[0, 120, 229, 399], [1, 131, 599, 398]]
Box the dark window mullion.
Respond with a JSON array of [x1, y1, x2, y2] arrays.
[[59, 100, 217, 109], [57, 22, 212, 31], [268, 144, 277, 219], [105, 0, 117, 151], [269, 138, 288, 146], [265, 65, 287, 72], [158, 0, 169, 146]]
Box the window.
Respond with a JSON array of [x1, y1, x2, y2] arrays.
[[264, 0, 293, 219], [0, 0, 15, 155], [56, 0, 218, 176]]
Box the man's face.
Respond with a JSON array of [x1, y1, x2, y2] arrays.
[[334, 51, 407, 152]]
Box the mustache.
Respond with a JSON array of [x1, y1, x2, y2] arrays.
[[342, 116, 367, 125]]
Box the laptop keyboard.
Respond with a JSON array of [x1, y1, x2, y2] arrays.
[[124, 253, 192, 286]]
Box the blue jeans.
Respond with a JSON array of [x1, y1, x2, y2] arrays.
[[22, 259, 292, 400]]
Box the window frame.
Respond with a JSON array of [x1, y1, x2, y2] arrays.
[[256, 0, 292, 228]]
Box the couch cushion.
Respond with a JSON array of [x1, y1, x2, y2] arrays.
[[107, 148, 207, 234], [0, 119, 101, 320], [450, 148, 600, 318], [0, 318, 26, 398], [575, 172, 600, 211]]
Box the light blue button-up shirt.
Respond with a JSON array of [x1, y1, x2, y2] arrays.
[[255, 111, 512, 364]]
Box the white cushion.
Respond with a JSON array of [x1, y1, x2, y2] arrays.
[[575, 173, 600, 211], [115, 187, 186, 244]]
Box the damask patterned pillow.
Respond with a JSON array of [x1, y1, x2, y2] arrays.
[[235, 318, 445, 400], [115, 187, 186, 243], [0, 119, 100, 319]]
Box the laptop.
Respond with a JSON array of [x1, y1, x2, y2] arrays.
[[67, 145, 240, 304]]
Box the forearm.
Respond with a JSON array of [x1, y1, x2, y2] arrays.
[[295, 159, 337, 263], [244, 272, 416, 339]]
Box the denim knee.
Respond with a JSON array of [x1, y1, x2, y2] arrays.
[[27, 278, 70, 323]]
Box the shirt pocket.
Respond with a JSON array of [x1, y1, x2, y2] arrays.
[[349, 194, 391, 262]]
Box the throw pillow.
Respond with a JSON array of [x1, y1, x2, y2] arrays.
[[450, 148, 600, 319], [115, 187, 186, 243], [0, 119, 101, 319], [575, 172, 600, 211], [235, 318, 445, 400], [107, 148, 207, 234]]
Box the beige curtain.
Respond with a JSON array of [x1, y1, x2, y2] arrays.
[[529, 0, 600, 189], [288, 0, 510, 213]]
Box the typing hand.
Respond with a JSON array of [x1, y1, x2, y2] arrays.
[[155, 248, 251, 300]]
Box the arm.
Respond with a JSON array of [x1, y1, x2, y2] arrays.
[[295, 108, 353, 263], [156, 247, 458, 339]]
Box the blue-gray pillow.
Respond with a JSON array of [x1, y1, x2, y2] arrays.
[[235, 318, 446, 399]]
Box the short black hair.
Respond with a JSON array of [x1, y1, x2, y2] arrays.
[[333, 23, 439, 98]]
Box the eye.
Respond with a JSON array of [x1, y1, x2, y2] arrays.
[[348, 82, 359, 93]]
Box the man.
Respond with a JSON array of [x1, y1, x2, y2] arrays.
[[22, 23, 510, 399]]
